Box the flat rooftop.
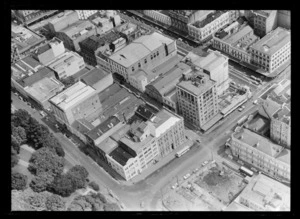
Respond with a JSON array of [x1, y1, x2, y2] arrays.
[[238, 173, 290, 211], [273, 106, 290, 125], [120, 133, 154, 153], [48, 51, 83, 72], [191, 10, 224, 29], [35, 37, 63, 55], [11, 24, 45, 53], [96, 137, 118, 154], [223, 25, 253, 46], [81, 67, 109, 86], [49, 10, 77, 25], [87, 116, 120, 140], [50, 81, 96, 111], [109, 32, 174, 68], [25, 77, 64, 103], [196, 50, 228, 72], [109, 144, 135, 166], [233, 128, 289, 164], [177, 71, 215, 96], [60, 20, 95, 39], [251, 27, 290, 55]]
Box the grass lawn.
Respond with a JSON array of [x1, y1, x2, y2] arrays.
[[19, 145, 35, 163]]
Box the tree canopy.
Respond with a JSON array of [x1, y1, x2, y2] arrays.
[[45, 194, 66, 211], [28, 147, 64, 177], [11, 172, 27, 191], [30, 172, 54, 193], [11, 147, 19, 168], [49, 174, 77, 197]]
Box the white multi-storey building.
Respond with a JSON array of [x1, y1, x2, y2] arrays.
[[75, 10, 98, 20]]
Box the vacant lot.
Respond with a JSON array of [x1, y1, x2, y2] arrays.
[[194, 164, 246, 205]]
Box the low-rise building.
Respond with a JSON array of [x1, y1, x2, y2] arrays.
[[11, 24, 46, 59], [47, 51, 85, 79], [168, 10, 214, 34], [56, 20, 97, 52], [188, 10, 238, 42], [49, 81, 101, 126], [75, 10, 98, 20], [229, 128, 290, 181], [33, 37, 66, 66], [108, 32, 177, 83], [143, 10, 172, 26], [213, 24, 259, 64], [235, 173, 290, 211], [24, 77, 65, 110], [80, 67, 113, 93], [249, 27, 290, 74]]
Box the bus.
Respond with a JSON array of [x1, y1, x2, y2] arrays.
[[175, 146, 190, 158], [239, 166, 254, 177]]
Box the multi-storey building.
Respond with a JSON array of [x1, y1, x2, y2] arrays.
[[168, 10, 214, 34], [79, 31, 123, 66], [235, 173, 290, 211], [229, 128, 290, 181], [213, 24, 259, 64], [11, 41, 20, 64], [75, 10, 98, 20], [47, 11, 79, 36], [14, 10, 59, 25], [277, 10, 290, 30], [245, 10, 278, 37], [249, 27, 290, 74], [192, 49, 229, 95], [49, 81, 101, 126], [55, 20, 97, 52], [176, 70, 219, 131], [188, 10, 238, 42], [47, 51, 85, 79], [108, 32, 177, 84], [33, 37, 65, 66], [143, 10, 172, 26]]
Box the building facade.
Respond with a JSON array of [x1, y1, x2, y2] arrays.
[[143, 10, 172, 26], [47, 51, 85, 79], [176, 71, 219, 130], [188, 10, 238, 42], [229, 128, 290, 181], [249, 27, 290, 74], [277, 10, 290, 29], [75, 10, 98, 20], [245, 10, 278, 37]]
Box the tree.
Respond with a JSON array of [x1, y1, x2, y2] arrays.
[[27, 122, 50, 149], [45, 194, 66, 211], [30, 172, 54, 193], [11, 109, 31, 130], [11, 172, 27, 191], [50, 174, 76, 197], [88, 181, 100, 191], [67, 195, 93, 211], [42, 134, 65, 157], [11, 135, 21, 154], [103, 202, 121, 211], [91, 192, 107, 204], [25, 191, 51, 211], [12, 126, 27, 145], [28, 147, 64, 177], [66, 165, 89, 190], [11, 148, 19, 168], [61, 77, 75, 87]]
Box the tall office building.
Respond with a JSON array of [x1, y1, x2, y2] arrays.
[[176, 69, 219, 131]]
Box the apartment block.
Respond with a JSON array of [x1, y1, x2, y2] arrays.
[[229, 128, 290, 181], [176, 70, 220, 131], [47, 51, 85, 79], [277, 10, 290, 29], [249, 27, 290, 74]]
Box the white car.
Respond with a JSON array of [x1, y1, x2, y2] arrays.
[[193, 168, 199, 173], [171, 183, 178, 189], [253, 100, 258, 105], [183, 173, 191, 180], [202, 161, 209, 166]]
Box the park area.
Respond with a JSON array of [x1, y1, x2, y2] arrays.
[[161, 161, 246, 211]]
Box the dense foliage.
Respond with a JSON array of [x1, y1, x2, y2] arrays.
[[45, 194, 66, 211], [11, 147, 19, 168], [30, 172, 54, 193], [88, 181, 100, 191], [11, 172, 27, 191], [28, 147, 64, 177]]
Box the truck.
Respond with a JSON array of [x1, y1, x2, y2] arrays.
[[175, 146, 190, 158], [237, 115, 247, 125]]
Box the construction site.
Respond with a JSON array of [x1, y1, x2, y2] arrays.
[[162, 161, 247, 211]]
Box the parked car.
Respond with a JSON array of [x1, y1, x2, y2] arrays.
[[171, 183, 178, 189], [193, 168, 199, 173], [202, 161, 209, 166], [183, 173, 191, 180], [196, 139, 201, 143], [253, 100, 258, 105]]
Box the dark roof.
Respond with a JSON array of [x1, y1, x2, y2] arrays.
[[192, 11, 224, 28], [87, 116, 120, 140], [80, 31, 121, 51], [36, 44, 51, 55], [109, 145, 135, 166], [21, 56, 41, 68], [17, 67, 54, 87], [135, 105, 154, 121], [98, 83, 122, 102], [81, 67, 109, 86]]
